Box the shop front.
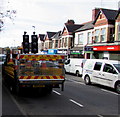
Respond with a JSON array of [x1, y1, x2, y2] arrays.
[[70, 47, 84, 58], [84, 46, 93, 59], [93, 45, 120, 60]]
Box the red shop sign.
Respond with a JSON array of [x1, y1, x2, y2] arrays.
[[93, 45, 120, 51]]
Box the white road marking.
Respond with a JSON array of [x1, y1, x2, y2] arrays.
[[97, 114, 104, 117], [69, 99, 84, 108], [53, 90, 61, 95], [101, 89, 118, 95]]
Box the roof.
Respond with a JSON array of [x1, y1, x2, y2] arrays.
[[102, 8, 118, 20], [52, 31, 61, 39], [39, 34, 45, 41], [115, 8, 120, 19], [75, 21, 94, 32], [65, 24, 83, 33], [93, 8, 118, 24], [47, 31, 57, 39]]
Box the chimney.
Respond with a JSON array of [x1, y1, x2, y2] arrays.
[[118, 1, 120, 9], [65, 19, 75, 25], [92, 8, 100, 21]]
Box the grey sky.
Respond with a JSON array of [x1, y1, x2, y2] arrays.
[[0, 0, 119, 47]]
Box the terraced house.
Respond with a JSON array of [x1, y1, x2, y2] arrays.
[[38, 8, 120, 60], [71, 8, 120, 60]]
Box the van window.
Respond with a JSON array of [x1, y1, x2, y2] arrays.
[[65, 59, 70, 65], [103, 64, 117, 74], [114, 64, 120, 73], [94, 62, 102, 71]]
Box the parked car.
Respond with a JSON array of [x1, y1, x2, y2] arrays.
[[82, 59, 120, 93], [0, 54, 6, 65], [64, 58, 86, 76]]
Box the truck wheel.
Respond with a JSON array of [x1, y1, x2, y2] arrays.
[[44, 86, 52, 94], [46, 87, 52, 94], [84, 75, 91, 85], [115, 82, 120, 94], [10, 85, 15, 94], [16, 83, 21, 95], [76, 71, 79, 77]]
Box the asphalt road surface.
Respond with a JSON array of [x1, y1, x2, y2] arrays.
[[0, 65, 2, 117], [2, 73, 120, 117]]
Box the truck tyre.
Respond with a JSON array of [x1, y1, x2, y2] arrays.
[[16, 83, 21, 95], [10, 85, 16, 94], [84, 75, 91, 85], [115, 82, 120, 94], [46, 87, 52, 94]]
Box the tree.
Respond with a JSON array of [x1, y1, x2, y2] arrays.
[[0, 0, 16, 31]]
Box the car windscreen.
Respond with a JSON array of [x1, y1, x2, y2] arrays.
[[114, 64, 120, 73]]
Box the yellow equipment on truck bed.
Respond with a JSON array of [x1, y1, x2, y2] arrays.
[[3, 54, 65, 94]]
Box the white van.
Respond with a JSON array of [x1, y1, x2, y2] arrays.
[[82, 59, 120, 93], [0, 54, 6, 65], [64, 58, 86, 76]]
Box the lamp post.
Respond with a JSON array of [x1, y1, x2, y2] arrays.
[[32, 26, 35, 32]]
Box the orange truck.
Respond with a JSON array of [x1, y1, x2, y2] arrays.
[[3, 54, 65, 94]]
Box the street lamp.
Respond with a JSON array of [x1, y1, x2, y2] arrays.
[[32, 26, 35, 32]]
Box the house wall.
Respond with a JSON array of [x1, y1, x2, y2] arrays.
[[115, 14, 120, 41], [75, 29, 93, 46]]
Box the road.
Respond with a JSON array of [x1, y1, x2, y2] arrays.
[[2, 73, 119, 117], [0, 65, 2, 117]]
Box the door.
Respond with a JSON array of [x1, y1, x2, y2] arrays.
[[92, 62, 103, 83], [64, 59, 71, 72], [102, 63, 118, 87]]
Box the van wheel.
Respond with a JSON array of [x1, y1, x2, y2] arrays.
[[115, 82, 120, 94], [76, 71, 79, 77], [84, 75, 91, 85]]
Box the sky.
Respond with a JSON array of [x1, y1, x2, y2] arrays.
[[0, 0, 119, 47]]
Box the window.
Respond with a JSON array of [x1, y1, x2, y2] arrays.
[[78, 33, 83, 44], [109, 28, 114, 42], [101, 28, 106, 42], [64, 37, 67, 47], [62, 38, 64, 47], [103, 64, 117, 74], [94, 62, 102, 71], [94, 29, 100, 43], [49, 41, 52, 48], [87, 32, 92, 44], [118, 25, 120, 41], [114, 64, 120, 73], [59, 40, 61, 48], [55, 40, 58, 48]]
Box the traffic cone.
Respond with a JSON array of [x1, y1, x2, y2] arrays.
[[8, 50, 14, 65], [16, 51, 20, 60]]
